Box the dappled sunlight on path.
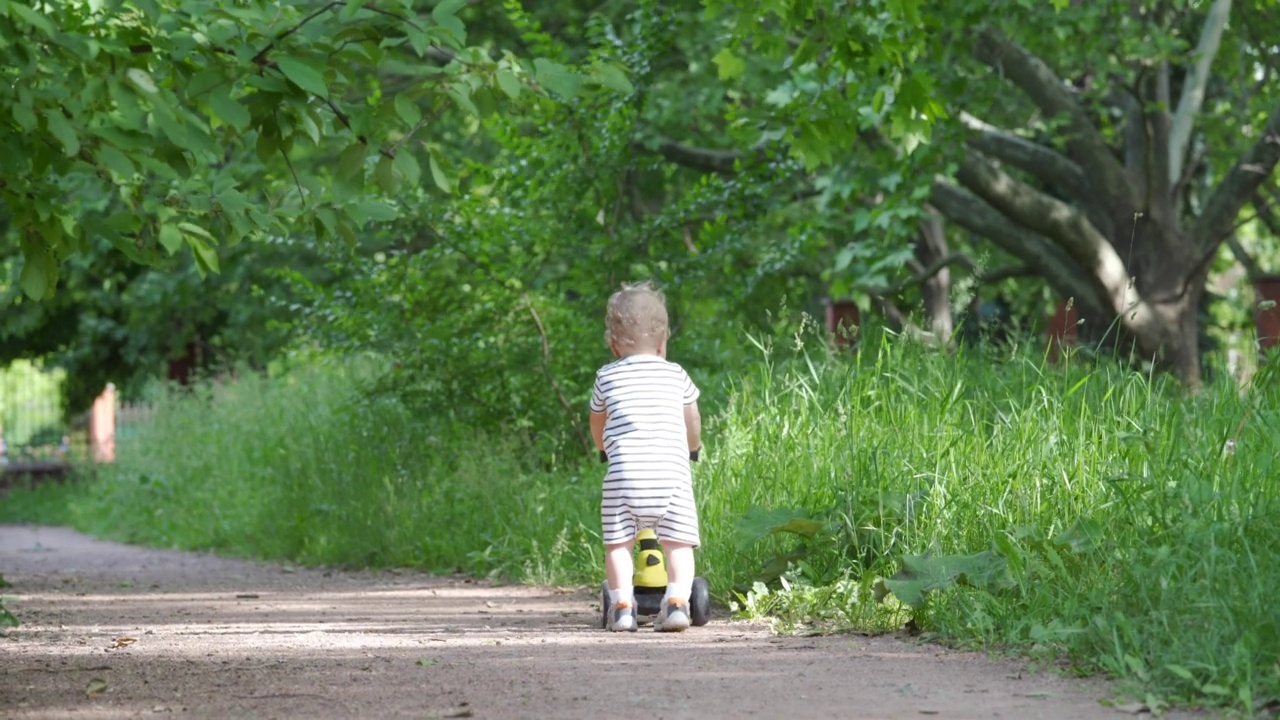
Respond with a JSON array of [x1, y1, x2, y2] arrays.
[[1, 526, 1208, 719]]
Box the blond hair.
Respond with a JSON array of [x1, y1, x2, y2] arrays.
[[605, 281, 669, 352]]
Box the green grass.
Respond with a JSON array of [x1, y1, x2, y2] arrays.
[[2, 335, 1277, 714]]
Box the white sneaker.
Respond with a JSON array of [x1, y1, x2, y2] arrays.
[[607, 600, 637, 632], [653, 598, 691, 632]]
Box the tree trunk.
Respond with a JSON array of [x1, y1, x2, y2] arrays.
[[915, 214, 954, 344]]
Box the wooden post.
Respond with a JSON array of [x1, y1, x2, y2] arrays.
[[824, 298, 861, 350], [1253, 275, 1280, 355], [89, 383, 116, 463], [1046, 301, 1078, 363]]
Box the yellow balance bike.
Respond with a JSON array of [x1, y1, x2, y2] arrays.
[[598, 449, 711, 628]]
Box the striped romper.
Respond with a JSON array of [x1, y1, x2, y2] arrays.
[[590, 354, 701, 547]]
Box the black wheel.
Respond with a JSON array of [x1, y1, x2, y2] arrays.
[[690, 576, 711, 626], [600, 581, 610, 629]]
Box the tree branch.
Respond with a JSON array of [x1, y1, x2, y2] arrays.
[[971, 26, 1135, 208], [1190, 99, 1280, 251], [1227, 233, 1264, 281], [954, 150, 1163, 327], [864, 252, 974, 296], [636, 139, 744, 174], [1169, 0, 1233, 185], [959, 112, 1111, 236], [525, 299, 590, 454], [929, 180, 1109, 319]]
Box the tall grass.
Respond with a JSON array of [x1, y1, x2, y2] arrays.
[[7, 361, 603, 584], [3, 335, 1276, 712], [695, 331, 1279, 714]]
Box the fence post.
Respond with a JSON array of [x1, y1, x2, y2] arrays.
[[89, 383, 116, 463], [824, 298, 861, 350], [1046, 301, 1078, 364]]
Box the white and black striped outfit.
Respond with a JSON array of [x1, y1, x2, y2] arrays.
[[590, 354, 701, 547]]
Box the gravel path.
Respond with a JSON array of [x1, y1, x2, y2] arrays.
[[1, 525, 1208, 719]]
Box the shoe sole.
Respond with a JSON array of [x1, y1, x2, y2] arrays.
[[655, 613, 690, 632]]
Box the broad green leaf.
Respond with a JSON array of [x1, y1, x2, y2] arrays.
[[495, 69, 522, 100], [178, 222, 215, 243], [712, 47, 745, 81], [187, 236, 221, 275], [18, 251, 51, 300], [375, 155, 398, 192], [340, 0, 367, 20], [43, 111, 79, 157], [338, 142, 367, 179], [157, 224, 183, 255], [125, 68, 159, 94], [733, 505, 825, 551], [356, 200, 398, 222], [256, 130, 278, 163], [216, 188, 249, 216], [878, 551, 1014, 608], [432, 0, 466, 18], [336, 219, 358, 247], [431, 0, 467, 44], [394, 150, 421, 188], [1053, 517, 1105, 554], [394, 94, 422, 127], [447, 84, 478, 115], [207, 86, 251, 131], [96, 145, 135, 177], [276, 57, 328, 98], [427, 150, 454, 193], [12, 101, 37, 132], [9, 2, 54, 35], [592, 63, 634, 95], [533, 58, 580, 99]]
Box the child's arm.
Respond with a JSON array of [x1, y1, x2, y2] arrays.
[[684, 400, 702, 452], [590, 410, 607, 452]]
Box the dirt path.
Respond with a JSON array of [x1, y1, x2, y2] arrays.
[[1, 525, 1206, 719]]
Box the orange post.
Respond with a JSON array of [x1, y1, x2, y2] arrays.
[[89, 383, 116, 463]]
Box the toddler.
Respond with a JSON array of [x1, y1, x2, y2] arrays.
[[589, 281, 702, 632]]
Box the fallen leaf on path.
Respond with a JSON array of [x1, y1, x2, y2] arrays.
[[416, 659, 437, 667], [85, 678, 108, 696], [112, 637, 136, 648]]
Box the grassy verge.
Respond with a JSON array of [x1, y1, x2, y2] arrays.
[[2, 338, 1276, 713]]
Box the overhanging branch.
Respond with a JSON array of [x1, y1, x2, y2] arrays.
[[972, 26, 1135, 208], [954, 150, 1160, 325], [930, 180, 1109, 319], [960, 112, 1111, 236], [1191, 99, 1280, 251], [1169, 0, 1233, 185], [635, 139, 744, 174]]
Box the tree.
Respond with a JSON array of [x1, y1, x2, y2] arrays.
[[700, 0, 1280, 388]]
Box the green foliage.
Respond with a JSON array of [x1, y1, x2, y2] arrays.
[[0, 0, 632, 298]]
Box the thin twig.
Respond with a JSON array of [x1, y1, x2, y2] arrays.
[[251, 1, 342, 66], [278, 141, 306, 209], [526, 299, 590, 454]]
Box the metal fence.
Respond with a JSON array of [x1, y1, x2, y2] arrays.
[[0, 391, 82, 468]]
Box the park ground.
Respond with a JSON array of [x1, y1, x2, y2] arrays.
[[0, 525, 1210, 720]]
